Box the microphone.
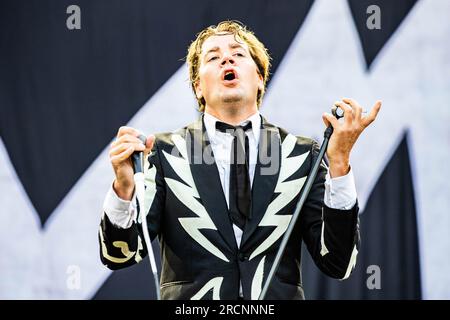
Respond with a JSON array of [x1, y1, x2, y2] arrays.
[[131, 134, 161, 300], [322, 105, 345, 140], [331, 105, 345, 119], [131, 134, 147, 174], [332, 105, 367, 120]]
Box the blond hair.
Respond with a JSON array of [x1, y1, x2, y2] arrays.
[[186, 20, 271, 112]]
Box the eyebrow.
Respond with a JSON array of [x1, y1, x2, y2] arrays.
[[204, 43, 247, 57], [204, 46, 220, 57], [229, 43, 246, 50]]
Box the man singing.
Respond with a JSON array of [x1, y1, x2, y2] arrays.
[[99, 21, 381, 300]]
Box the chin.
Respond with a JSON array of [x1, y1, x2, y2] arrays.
[[221, 92, 245, 104], [222, 97, 242, 105]]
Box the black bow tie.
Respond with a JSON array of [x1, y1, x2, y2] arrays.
[[215, 121, 252, 230], [215, 121, 252, 134]]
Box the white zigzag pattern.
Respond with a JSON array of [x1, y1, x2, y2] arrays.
[[162, 134, 229, 262], [251, 256, 266, 300], [191, 277, 224, 300], [249, 134, 309, 260]]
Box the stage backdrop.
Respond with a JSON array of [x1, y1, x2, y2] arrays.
[[0, 0, 449, 299]]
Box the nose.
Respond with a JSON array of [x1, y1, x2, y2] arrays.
[[221, 52, 235, 66]]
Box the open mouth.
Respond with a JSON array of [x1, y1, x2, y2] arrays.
[[224, 71, 236, 81], [223, 69, 237, 82]]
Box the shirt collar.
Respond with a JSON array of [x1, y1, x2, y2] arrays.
[[203, 111, 261, 143]]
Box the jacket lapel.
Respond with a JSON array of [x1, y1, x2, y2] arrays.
[[186, 116, 238, 253], [240, 117, 281, 247]]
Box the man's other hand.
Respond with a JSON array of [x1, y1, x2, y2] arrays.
[[322, 98, 382, 178], [109, 126, 155, 200]]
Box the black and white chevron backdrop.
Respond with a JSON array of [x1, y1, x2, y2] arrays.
[[0, 0, 448, 299]]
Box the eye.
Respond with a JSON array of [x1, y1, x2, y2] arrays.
[[208, 56, 219, 62], [233, 52, 245, 57]]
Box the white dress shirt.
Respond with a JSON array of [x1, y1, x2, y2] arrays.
[[104, 111, 357, 242]]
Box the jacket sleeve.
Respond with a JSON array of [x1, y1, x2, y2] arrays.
[[299, 140, 360, 280], [98, 140, 166, 270]]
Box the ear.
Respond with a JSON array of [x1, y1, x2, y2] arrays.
[[257, 72, 264, 91], [194, 80, 203, 99]]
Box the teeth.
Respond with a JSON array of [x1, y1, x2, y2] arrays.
[[224, 71, 235, 80]]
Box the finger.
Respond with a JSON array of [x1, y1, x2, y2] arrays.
[[322, 113, 330, 127], [110, 146, 135, 164], [145, 135, 155, 153], [334, 101, 353, 126], [110, 142, 145, 158], [112, 134, 146, 147], [342, 97, 363, 120], [361, 100, 382, 128], [117, 126, 141, 138], [323, 112, 339, 129]]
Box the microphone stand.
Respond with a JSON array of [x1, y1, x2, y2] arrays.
[[132, 135, 161, 300], [258, 124, 334, 300]]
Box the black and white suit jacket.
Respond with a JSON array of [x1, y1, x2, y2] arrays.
[[99, 115, 360, 300]]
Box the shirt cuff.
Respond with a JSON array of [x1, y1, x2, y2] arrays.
[[103, 183, 137, 229], [324, 167, 357, 210]]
